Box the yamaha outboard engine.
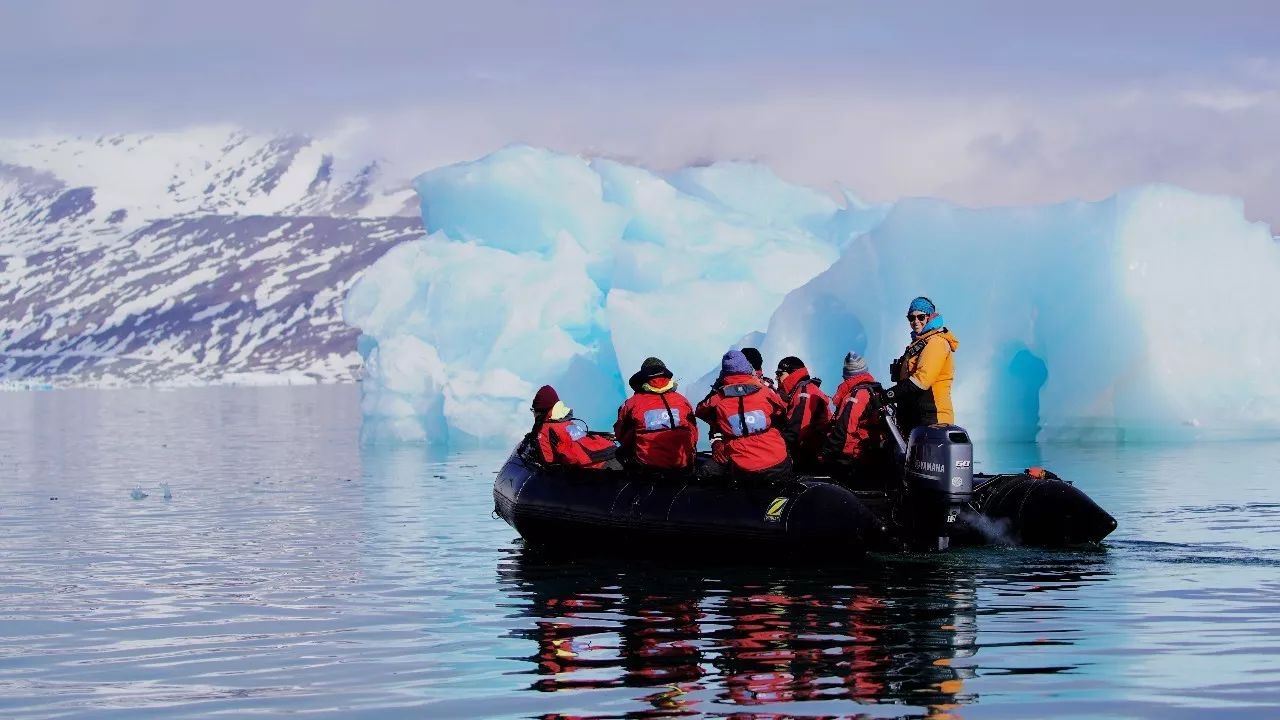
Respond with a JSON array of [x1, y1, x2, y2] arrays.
[[899, 425, 974, 551]]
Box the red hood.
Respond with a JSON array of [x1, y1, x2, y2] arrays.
[[719, 373, 762, 388], [779, 367, 811, 395], [838, 372, 876, 389], [640, 376, 673, 393]]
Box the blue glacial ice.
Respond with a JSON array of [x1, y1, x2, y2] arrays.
[[344, 146, 1279, 445]]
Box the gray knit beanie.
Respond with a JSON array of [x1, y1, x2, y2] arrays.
[[842, 351, 869, 379]]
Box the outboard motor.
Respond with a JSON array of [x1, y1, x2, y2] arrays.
[[899, 425, 974, 551]]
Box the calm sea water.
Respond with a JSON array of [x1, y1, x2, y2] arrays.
[[1, 385, 1277, 719]]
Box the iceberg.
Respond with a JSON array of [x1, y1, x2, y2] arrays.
[[345, 147, 1279, 445], [761, 186, 1280, 442], [344, 146, 863, 444]]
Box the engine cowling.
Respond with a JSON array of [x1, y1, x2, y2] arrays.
[[900, 424, 973, 550]]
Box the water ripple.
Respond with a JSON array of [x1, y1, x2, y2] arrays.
[[1, 387, 1279, 717]]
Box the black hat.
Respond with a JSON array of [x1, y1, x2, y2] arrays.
[[741, 347, 764, 371], [629, 357, 673, 391], [776, 356, 805, 372]]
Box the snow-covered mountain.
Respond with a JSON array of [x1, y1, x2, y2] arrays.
[[0, 127, 424, 386]]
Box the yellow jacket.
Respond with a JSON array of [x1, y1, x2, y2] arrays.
[[896, 327, 960, 425]]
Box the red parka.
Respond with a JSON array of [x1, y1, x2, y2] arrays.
[[777, 368, 831, 465], [615, 377, 698, 469], [536, 419, 616, 468], [695, 373, 790, 473], [822, 372, 884, 464]]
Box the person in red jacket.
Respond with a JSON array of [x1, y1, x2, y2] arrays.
[[774, 356, 831, 471], [821, 352, 891, 486], [528, 385, 617, 469], [615, 357, 698, 471], [695, 350, 791, 481]]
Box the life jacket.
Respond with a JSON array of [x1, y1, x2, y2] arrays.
[[896, 326, 947, 371], [694, 374, 790, 473], [615, 384, 698, 470], [892, 326, 959, 426], [536, 418, 616, 468], [777, 368, 831, 464], [823, 374, 885, 463]]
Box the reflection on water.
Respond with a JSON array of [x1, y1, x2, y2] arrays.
[[1, 386, 1279, 718], [498, 548, 1118, 718]]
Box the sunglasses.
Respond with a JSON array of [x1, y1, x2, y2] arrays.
[[774, 369, 786, 376], [907, 313, 930, 322]]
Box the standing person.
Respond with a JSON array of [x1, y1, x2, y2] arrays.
[[614, 357, 698, 471], [528, 385, 617, 468], [695, 350, 791, 481], [741, 347, 775, 389], [774, 356, 831, 471], [821, 352, 891, 486], [883, 297, 960, 432]]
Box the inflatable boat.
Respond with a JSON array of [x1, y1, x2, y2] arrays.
[[956, 470, 1118, 547], [493, 419, 1117, 556]]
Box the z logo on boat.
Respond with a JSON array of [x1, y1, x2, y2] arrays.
[[764, 497, 788, 522]]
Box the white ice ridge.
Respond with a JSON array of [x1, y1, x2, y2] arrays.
[[344, 146, 1279, 444]]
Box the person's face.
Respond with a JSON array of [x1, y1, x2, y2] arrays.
[[907, 311, 930, 333], [775, 368, 789, 384]]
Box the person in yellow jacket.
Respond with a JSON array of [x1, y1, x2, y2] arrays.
[[883, 296, 960, 430]]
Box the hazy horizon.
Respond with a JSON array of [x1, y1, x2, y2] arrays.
[[3, 1, 1278, 224]]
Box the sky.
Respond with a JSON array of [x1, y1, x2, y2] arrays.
[[2, 0, 1278, 224]]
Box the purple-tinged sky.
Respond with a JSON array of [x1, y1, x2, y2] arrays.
[[2, 0, 1278, 223]]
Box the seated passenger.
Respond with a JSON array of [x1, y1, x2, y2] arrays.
[[615, 357, 698, 471], [774, 356, 831, 471], [821, 352, 891, 485], [529, 385, 617, 468], [695, 350, 791, 481], [741, 347, 776, 389]]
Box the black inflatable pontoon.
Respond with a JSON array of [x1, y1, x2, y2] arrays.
[[957, 470, 1118, 547], [494, 447, 887, 557], [494, 413, 1117, 555]]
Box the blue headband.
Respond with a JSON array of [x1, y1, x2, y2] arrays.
[[908, 296, 936, 314]]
